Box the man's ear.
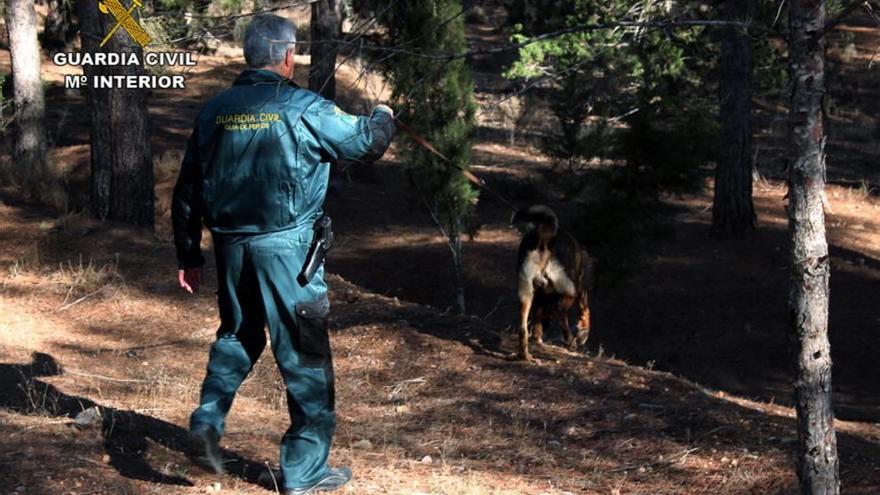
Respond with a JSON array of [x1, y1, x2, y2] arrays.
[[283, 48, 295, 79], [286, 48, 295, 68]]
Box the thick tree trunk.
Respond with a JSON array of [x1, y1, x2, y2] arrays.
[[41, 0, 78, 50], [77, 0, 154, 227], [712, 0, 756, 238], [309, 0, 344, 99], [787, 1, 840, 493], [4, 0, 50, 199]]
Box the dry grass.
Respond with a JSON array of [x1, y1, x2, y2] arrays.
[[2, 174, 880, 495], [842, 179, 876, 201], [8, 242, 43, 276], [154, 150, 184, 184], [54, 254, 122, 301], [15, 369, 62, 416]]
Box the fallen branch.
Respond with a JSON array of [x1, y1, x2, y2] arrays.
[[55, 284, 112, 312], [264, 461, 281, 494], [387, 377, 427, 399], [75, 455, 109, 467], [66, 369, 149, 384], [482, 295, 512, 320], [693, 425, 736, 443]]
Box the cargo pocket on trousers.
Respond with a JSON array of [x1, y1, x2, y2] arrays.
[[294, 293, 331, 368]]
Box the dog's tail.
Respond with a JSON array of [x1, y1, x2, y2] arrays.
[[512, 204, 559, 239]]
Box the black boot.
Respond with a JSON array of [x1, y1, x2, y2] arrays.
[[260, 466, 352, 494], [287, 467, 352, 494], [188, 427, 224, 474]]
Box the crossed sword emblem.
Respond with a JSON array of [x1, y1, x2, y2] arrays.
[[98, 0, 151, 48]]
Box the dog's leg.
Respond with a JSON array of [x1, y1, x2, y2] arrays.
[[558, 295, 576, 350], [518, 296, 534, 361], [532, 306, 545, 347], [518, 277, 535, 361], [576, 288, 591, 346]]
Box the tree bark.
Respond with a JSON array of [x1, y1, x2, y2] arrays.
[[450, 229, 466, 315], [4, 0, 50, 199], [41, 0, 78, 50], [787, 1, 840, 493], [309, 0, 344, 99], [77, 0, 154, 228], [711, 0, 756, 238]]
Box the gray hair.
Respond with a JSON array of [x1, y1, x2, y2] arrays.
[[243, 15, 297, 68]]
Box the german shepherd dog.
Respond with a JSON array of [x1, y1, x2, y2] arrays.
[[513, 205, 591, 361]]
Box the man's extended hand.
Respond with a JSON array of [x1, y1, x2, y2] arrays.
[[178, 267, 202, 294]]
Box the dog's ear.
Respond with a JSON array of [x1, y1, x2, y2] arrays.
[[512, 205, 558, 236]]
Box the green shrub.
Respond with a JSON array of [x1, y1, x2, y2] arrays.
[[383, 0, 478, 313]]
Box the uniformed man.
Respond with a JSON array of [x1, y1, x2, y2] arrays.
[[171, 14, 395, 494]]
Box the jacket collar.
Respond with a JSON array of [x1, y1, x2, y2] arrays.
[[233, 69, 299, 87]]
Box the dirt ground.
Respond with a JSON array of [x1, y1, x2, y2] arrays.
[[1, 3, 880, 495]]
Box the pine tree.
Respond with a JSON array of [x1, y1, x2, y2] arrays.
[[77, 0, 155, 227], [384, 0, 478, 314], [309, 0, 344, 99], [41, 0, 79, 50], [4, 0, 53, 202], [712, 0, 756, 238], [787, 0, 840, 492]]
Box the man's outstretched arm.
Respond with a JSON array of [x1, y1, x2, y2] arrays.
[[301, 98, 396, 163], [172, 125, 205, 291]]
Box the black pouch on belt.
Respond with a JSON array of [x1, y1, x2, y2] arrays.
[[297, 215, 334, 287]]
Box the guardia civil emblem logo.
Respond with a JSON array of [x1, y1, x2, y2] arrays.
[[97, 0, 152, 48]]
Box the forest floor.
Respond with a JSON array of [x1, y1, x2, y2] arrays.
[[1, 2, 880, 494]]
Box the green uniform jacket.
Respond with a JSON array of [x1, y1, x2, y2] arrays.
[[172, 69, 395, 268]]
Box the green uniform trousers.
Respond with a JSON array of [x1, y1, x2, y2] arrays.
[[190, 225, 336, 490]]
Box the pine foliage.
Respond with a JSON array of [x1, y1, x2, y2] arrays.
[[383, 0, 478, 313], [385, 0, 478, 230]]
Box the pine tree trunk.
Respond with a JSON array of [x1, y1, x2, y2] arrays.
[[712, 0, 755, 238], [450, 230, 466, 315], [41, 0, 78, 50], [4, 0, 50, 199], [77, 0, 154, 228], [787, 1, 840, 493], [309, 0, 343, 99]]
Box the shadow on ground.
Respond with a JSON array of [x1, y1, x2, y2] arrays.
[[0, 353, 273, 492]]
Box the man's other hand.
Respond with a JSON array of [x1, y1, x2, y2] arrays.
[[178, 267, 202, 294], [374, 104, 394, 117]]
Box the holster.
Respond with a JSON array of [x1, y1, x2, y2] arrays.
[[297, 215, 334, 287]]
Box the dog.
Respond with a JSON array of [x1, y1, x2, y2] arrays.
[[513, 205, 591, 361]]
